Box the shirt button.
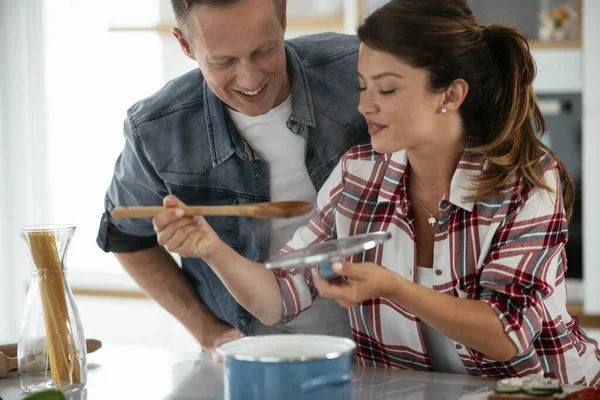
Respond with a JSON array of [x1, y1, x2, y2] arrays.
[[255, 173, 263, 179], [435, 269, 442, 276], [456, 344, 463, 350], [239, 318, 247, 326], [440, 200, 450, 208]]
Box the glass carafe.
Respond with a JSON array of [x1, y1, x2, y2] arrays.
[[18, 225, 87, 394]]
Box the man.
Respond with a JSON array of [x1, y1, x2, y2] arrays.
[[97, 0, 368, 359]]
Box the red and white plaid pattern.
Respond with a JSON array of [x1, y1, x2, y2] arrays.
[[274, 143, 600, 385]]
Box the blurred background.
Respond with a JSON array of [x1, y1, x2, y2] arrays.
[[1, 0, 599, 351]]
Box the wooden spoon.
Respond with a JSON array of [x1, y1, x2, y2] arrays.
[[111, 201, 315, 219], [0, 339, 102, 378], [0, 351, 17, 378]]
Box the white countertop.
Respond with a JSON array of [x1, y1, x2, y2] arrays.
[[0, 344, 582, 400]]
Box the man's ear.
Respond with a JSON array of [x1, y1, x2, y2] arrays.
[[172, 27, 195, 61], [280, 0, 287, 32]]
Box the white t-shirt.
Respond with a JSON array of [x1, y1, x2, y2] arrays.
[[417, 266, 468, 375], [228, 96, 351, 339], [227, 95, 317, 256]]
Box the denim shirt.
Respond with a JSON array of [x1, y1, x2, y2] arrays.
[[96, 33, 369, 334]]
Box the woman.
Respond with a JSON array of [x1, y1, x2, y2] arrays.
[[153, 0, 600, 384]]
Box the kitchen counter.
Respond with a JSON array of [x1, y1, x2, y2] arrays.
[[0, 345, 581, 400]]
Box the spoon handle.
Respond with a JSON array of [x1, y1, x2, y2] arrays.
[[111, 201, 314, 219], [111, 205, 250, 218]]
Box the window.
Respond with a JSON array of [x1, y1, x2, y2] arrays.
[[43, 0, 165, 288]]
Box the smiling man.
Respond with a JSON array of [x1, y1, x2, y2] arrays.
[[97, 0, 368, 359]]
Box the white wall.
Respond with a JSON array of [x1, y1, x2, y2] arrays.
[[75, 296, 199, 351], [0, 1, 11, 343], [531, 49, 582, 94], [0, 0, 48, 343], [583, 0, 600, 315], [159, 0, 197, 81]]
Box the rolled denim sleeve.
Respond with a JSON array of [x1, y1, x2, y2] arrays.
[[479, 164, 568, 355], [96, 111, 168, 253]]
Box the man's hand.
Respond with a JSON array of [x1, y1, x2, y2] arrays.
[[201, 321, 245, 362], [153, 195, 224, 260]]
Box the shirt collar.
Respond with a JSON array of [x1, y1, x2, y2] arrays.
[[285, 43, 317, 127], [447, 150, 483, 212], [203, 43, 316, 167], [376, 144, 483, 213]]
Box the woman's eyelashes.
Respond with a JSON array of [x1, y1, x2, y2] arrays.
[[358, 86, 397, 95]]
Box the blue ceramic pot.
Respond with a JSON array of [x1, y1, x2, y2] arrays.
[[216, 334, 356, 400]]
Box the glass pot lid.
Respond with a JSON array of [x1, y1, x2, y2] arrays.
[[265, 231, 392, 270]]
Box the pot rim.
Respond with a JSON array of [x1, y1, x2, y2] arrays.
[[216, 334, 356, 363]]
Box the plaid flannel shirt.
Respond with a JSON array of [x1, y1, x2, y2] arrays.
[[274, 143, 600, 385]]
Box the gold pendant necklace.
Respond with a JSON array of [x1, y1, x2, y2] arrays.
[[413, 194, 439, 227]]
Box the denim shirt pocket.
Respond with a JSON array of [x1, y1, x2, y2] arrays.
[[161, 172, 241, 252]]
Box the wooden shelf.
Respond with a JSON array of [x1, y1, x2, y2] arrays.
[[109, 24, 173, 34], [567, 303, 600, 329], [529, 40, 581, 49], [529, 0, 583, 50], [73, 287, 149, 300], [109, 15, 346, 35], [287, 15, 345, 31]]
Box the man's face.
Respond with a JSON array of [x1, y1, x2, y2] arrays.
[[178, 0, 290, 116]]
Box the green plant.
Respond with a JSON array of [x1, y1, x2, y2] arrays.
[[22, 390, 66, 400]]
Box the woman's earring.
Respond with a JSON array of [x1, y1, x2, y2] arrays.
[[441, 107, 448, 114]]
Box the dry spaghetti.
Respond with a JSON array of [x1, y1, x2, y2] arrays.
[[27, 231, 81, 385]]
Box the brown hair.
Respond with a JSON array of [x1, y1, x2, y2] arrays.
[[358, 0, 575, 219], [171, 0, 284, 36]]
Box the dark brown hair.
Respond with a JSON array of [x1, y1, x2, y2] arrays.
[[358, 0, 575, 219], [171, 0, 284, 35]]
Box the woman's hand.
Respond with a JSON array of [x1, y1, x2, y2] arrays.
[[153, 195, 224, 260], [313, 262, 399, 308]]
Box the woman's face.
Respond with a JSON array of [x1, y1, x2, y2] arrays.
[[357, 44, 446, 154]]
